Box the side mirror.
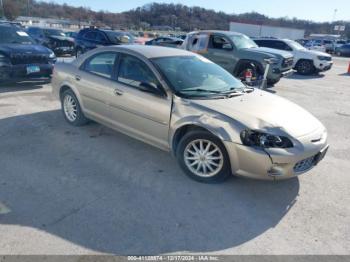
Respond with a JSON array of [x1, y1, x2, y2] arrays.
[[222, 43, 233, 50], [118, 35, 130, 44], [139, 82, 164, 96]]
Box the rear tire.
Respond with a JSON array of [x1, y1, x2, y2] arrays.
[[296, 60, 315, 75], [76, 48, 83, 58], [176, 130, 231, 183], [61, 89, 88, 126]]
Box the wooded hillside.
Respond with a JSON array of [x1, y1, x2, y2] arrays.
[[1, 0, 349, 38]]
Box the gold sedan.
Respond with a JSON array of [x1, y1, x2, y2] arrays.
[[52, 45, 328, 183]]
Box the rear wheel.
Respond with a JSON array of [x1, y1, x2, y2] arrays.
[[61, 89, 88, 126], [237, 63, 261, 82], [296, 60, 315, 75], [176, 130, 231, 183]]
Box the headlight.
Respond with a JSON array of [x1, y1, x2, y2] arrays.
[[0, 53, 9, 64], [240, 129, 293, 148], [49, 52, 56, 59], [265, 58, 280, 65], [317, 56, 330, 61]]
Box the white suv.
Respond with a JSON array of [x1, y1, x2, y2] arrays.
[[254, 39, 333, 75]]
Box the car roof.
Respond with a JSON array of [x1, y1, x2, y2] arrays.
[[190, 30, 245, 36], [88, 45, 194, 59]]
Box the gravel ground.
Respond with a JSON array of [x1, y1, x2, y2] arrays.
[[0, 56, 349, 255]]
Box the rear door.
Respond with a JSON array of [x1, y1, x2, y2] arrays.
[[74, 52, 119, 122], [106, 53, 172, 150]]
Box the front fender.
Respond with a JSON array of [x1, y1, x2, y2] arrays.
[[169, 96, 245, 151]]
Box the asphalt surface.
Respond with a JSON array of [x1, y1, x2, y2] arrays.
[[0, 57, 349, 255]]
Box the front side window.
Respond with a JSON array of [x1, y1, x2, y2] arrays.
[[84, 52, 117, 78], [210, 35, 232, 50], [96, 32, 107, 42], [118, 54, 159, 89], [152, 55, 245, 98]]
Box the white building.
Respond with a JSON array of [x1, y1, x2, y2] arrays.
[[16, 16, 90, 31], [230, 22, 305, 40]]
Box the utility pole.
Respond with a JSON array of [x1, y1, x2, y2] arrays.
[[27, 0, 30, 17], [0, 0, 4, 19]]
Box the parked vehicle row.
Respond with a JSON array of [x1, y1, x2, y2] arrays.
[[27, 27, 75, 56], [0, 23, 56, 84], [51, 45, 329, 183], [296, 38, 350, 56], [253, 39, 333, 75], [181, 31, 294, 85]]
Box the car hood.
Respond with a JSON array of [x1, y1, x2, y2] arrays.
[[48, 35, 75, 42], [241, 47, 293, 59], [0, 44, 51, 55], [297, 49, 330, 57], [189, 89, 324, 138]]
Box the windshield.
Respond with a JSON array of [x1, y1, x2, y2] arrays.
[[44, 29, 65, 37], [0, 26, 34, 44], [286, 40, 306, 50], [152, 55, 245, 98], [105, 31, 134, 44], [228, 34, 258, 49]]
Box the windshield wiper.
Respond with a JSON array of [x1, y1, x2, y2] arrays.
[[181, 88, 223, 94]]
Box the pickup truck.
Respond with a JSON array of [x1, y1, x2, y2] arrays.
[[181, 31, 294, 85]]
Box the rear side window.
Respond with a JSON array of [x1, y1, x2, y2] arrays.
[[188, 34, 209, 52], [255, 40, 272, 48], [84, 31, 97, 40], [117, 54, 159, 89], [28, 27, 42, 36], [84, 52, 118, 78]]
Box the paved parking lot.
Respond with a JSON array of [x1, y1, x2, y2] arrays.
[[0, 57, 349, 255]]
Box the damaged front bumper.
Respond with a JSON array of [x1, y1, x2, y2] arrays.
[[223, 129, 328, 180]]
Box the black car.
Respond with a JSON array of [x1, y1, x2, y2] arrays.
[[335, 44, 350, 57], [27, 27, 75, 56], [75, 28, 134, 57], [145, 37, 184, 48], [0, 24, 56, 84], [64, 31, 78, 39]]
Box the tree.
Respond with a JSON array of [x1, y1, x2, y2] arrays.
[[3, 0, 21, 20]]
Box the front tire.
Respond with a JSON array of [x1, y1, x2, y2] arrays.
[[176, 130, 231, 183], [296, 60, 315, 75], [61, 89, 88, 126]]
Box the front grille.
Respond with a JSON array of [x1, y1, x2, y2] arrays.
[[10, 54, 49, 65], [52, 40, 74, 48], [294, 155, 315, 173], [282, 57, 294, 68]]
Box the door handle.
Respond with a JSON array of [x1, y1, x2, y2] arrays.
[[75, 75, 81, 81], [114, 89, 123, 96]]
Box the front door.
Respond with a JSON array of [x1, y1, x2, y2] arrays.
[[205, 34, 237, 73], [107, 53, 172, 150]]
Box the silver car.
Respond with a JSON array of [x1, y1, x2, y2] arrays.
[[51, 45, 329, 183]]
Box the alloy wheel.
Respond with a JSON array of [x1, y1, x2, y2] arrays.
[[63, 95, 78, 122], [184, 139, 224, 178]]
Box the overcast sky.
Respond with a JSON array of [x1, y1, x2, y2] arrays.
[[42, 0, 349, 22]]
